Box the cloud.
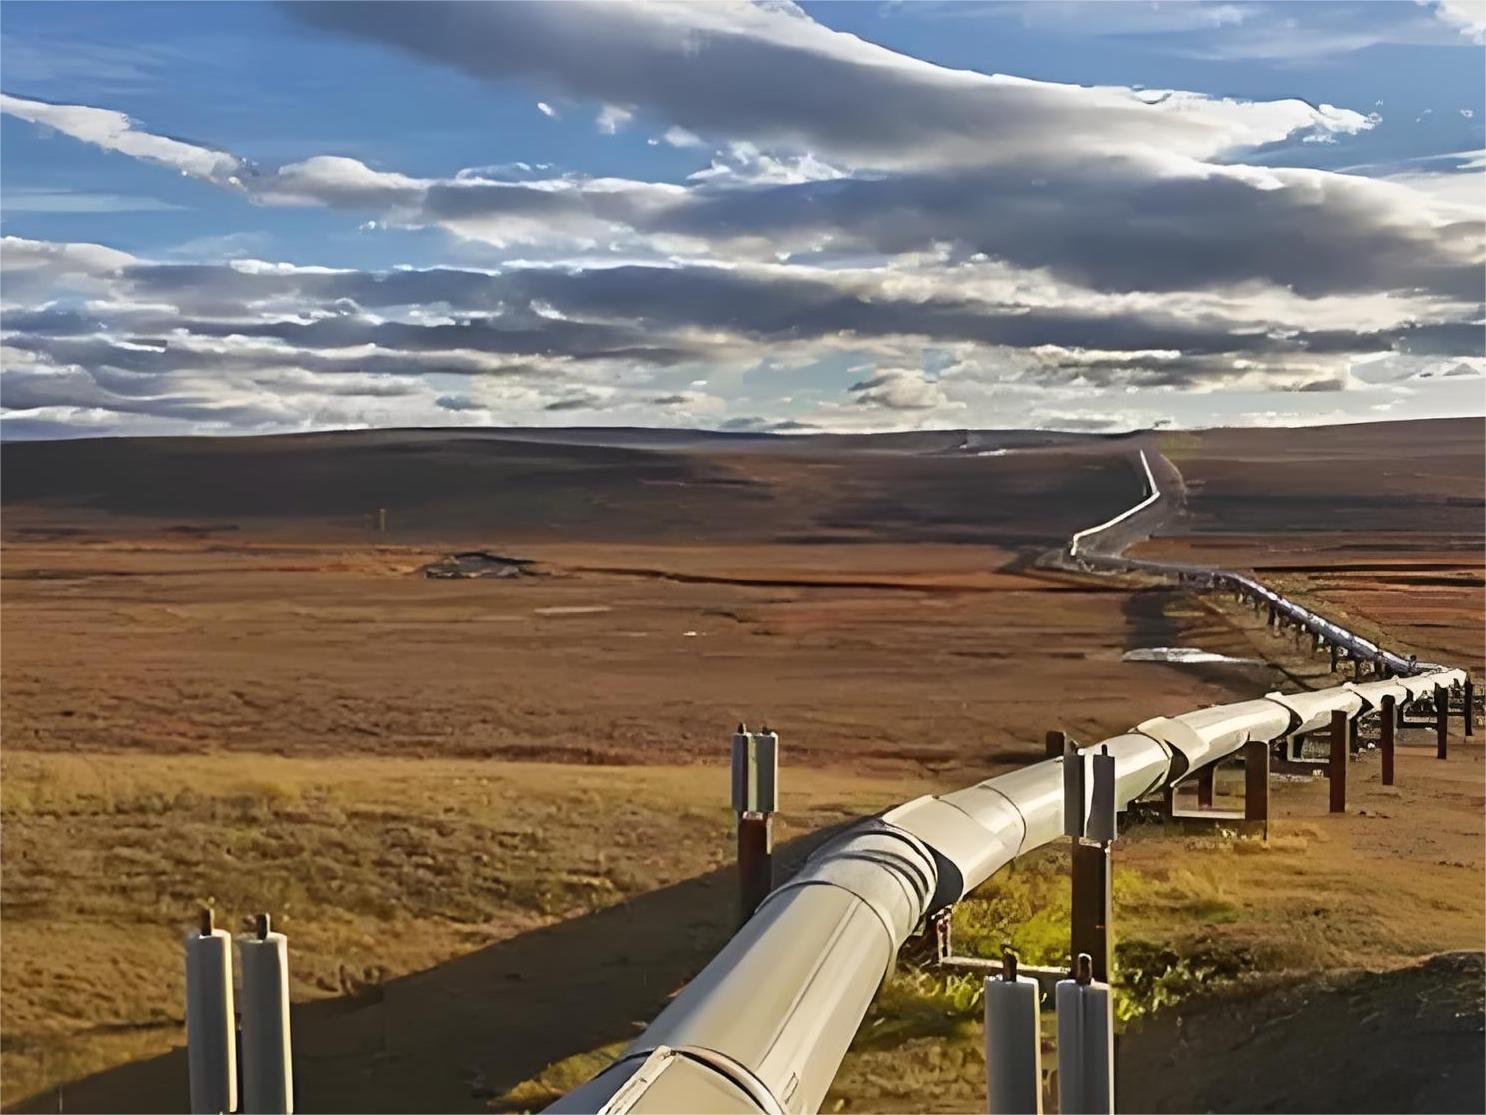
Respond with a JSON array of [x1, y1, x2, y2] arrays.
[[1431, 0, 1486, 43], [5, 0, 1482, 437], [848, 368, 951, 410], [0, 93, 243, 183], [959, 1, 1486, 59], [595, 104, 633, 134], [6, 83, 1473, 304], [288, 1, 1371, 170]]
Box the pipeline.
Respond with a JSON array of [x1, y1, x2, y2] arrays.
[[1065, 451, 1441, 676], [550, 453, 1469, 1115]]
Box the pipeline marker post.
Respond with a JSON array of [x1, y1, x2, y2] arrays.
[[1435, 685, 1448, 759], [1328, 710, 1348, 814], [186, 908, 237, 1115], [1045, 728, 1066, 761], [985, 949, 1043, 1115], [1055, 955, 1114, 1115], [731, 725, 779, 927], [1380, 695, 1396, 786], [1464, 676, 1475, 737], [1243, 739, 1269, 839], [240, 913, 294, 1115]]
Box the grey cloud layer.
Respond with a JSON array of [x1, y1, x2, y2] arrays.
[[289, 0, 1369, 168], [3, 0, 1483, 436]]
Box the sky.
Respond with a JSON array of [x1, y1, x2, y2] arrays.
[[1, 0, 1483, 439]]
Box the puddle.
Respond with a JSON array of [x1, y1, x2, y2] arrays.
[[1123, 646, 1260, 665]]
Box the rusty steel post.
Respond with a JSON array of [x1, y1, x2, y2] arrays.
[[1435, 684, 1448, 759], [1380, 695, 1396, 786], [737, 814, 774, 927], [1464, 677, 1474, 737], [1328, 710, 1348, 813], [1046, 728, 1067, 761], [1070, 841, 1111, 984], [1243, 739, 1269, 838], [1195, 765, 1215, 809]]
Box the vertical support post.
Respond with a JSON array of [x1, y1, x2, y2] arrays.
[[736, 815, 774, 927], [1329, 644, 1340, 673], [1435, 685, 1448, 759], [732, 725, 778, 926], [985, 950, 1043, 1115], [1380, 695, 1396, 786], [1070, 843, 1111, 984], [1243, 739, 1269, 839], [186, 908, 237, 1115], [240, 913, 294, 1115], [1352, 656, 1362, 682], [1045, 728, 1066, 761], [1055, 956, 1113, 1115], [1464, 677, 1474, 737], [1328, 710, 1348, 813], [1266, 603, 1277, 629], [1195, 766, 1214, 810]]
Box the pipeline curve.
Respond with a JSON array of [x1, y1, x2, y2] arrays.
[[549, 454, 1470, 1115]]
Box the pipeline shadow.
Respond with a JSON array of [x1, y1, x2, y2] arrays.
[[10, 823, 854, 1114]]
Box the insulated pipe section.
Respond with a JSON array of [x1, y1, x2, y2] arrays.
[[552, 670, 1464, 1114], [549, 824, 938, 1115]]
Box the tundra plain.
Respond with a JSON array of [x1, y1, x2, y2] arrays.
[[2, 418, 1482, 1113]]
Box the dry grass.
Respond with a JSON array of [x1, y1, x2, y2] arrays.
[[0, 749, 921, 1109]]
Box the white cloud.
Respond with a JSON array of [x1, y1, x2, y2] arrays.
[[848, 368, 953, 411], [596, 104, 634, 134], [0, 93, 243, 183], [1431, 0, 1486, 42], [537, 100, 559, 118]]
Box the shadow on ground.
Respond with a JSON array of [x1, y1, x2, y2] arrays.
[[16, 826, 851, 1114]]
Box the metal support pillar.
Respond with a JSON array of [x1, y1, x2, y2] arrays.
[[1464, 677, 1474, 737], [1070, 842, 1111, 985], [1266, 603, 1277, 628], [1435, 684, 1448, 759], [1243, 739, 1269, 838], [1352, 655, 1362, 682], [1329, 643, 1340, 673], [1045, 728, 1066, 761], [731, 724, 779, 927], [1348, 714, 1361, 756], [1195, 765, 1214, 809], [1380, 695, 1396, 786], [737, 814, 774, 927], [1328, 710, 1348, 813]]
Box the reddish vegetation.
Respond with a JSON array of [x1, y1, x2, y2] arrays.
[[0, 418, 1480, 1113]]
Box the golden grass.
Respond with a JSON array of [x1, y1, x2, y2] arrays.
[[0, 749, 921, 1108]]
